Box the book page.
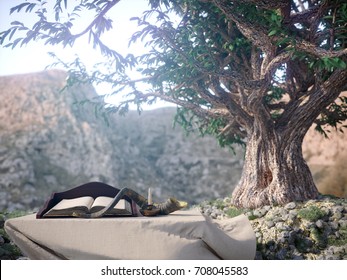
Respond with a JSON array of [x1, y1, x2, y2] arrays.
[[50, 196, 95, 211], [91, 196, 126, 209]]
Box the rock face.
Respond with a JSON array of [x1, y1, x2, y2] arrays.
[[303, 123, 347, 198], [0, 70, 243, 211], [0, 70, 346, 212], [1, 70, 347, 260]]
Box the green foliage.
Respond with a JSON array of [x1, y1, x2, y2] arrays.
[[266, 10, 284, 37], [294, 236, 310, 253], [0, 211, 26, 259], [225, 207, 244, 218], [1, 0, 130, 64], [173, 107, 198, 134], [309, 227, 327, 249], [1, 0, 347, 151], [0, 243, 23, 259], [328, 225, 347, 246], [246, 213, 258, 221], [310, 57, 347, 72], [264, 86, 286, 103], [199, 118, 245, 149], [208, 199, 225, 210], [4, 210, 28, 219], [315, 96, 347, 138], [297, 206, 326, 222]]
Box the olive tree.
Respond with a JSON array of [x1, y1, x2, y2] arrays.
[[1, 0, 347, 208]]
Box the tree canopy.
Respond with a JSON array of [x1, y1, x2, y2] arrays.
[[1, 0, 347, 207]]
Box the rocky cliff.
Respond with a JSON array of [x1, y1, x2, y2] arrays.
[[0, 70, 346, 212], [303, 123, 347, 198], [0, 70, 243, 211]]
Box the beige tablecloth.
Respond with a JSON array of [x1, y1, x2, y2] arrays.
[[5, 209, 256, 260]]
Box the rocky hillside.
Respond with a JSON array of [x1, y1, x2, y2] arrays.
[[0, 70, 346, 212], [1, 70, 346, 260], [303, 124, 347, 198], [0, 70, 243, 211]]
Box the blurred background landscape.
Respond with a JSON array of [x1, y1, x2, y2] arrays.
[[0, 70, 346, 212]]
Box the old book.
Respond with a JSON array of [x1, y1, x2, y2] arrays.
[[43, 196, 132, 217]]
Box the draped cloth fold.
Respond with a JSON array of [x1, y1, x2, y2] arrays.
[[5, 209, 256, 260]]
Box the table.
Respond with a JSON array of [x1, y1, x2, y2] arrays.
[[5, 209, 256, 260]]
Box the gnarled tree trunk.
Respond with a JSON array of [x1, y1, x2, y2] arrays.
[[231, 122, 319, 209]]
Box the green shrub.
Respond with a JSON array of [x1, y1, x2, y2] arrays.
[[247, 214, 258, 220], [225, 207, 244, 218], [297, 206, 326, 222], [328, 225, 347, 246], [5, 210, 28, 219]]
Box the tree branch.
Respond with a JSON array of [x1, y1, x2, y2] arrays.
[[288, 5, 319, 24], [210, 80, 254, 128], [211, 0, 275, 54], [261, 51, 292, 78], [309, 0, 330, 40], [267, 102, 287, 110], [284, 69, 347, 134], [193, 82, 222, 107], [70, 0, 121, 39], [218, 119, 248, 138], [229, 0, 289, 10], [137, 90, 214, 120], [251, 46, 262, 79], [295, 39, 347, 58]]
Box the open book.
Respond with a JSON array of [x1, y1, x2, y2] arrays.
[[43, 196, 132, 217]]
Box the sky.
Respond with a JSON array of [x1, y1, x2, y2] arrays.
[[0, 0, 174, 109]]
